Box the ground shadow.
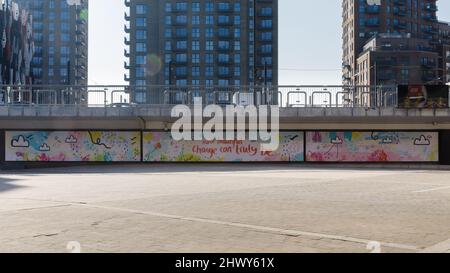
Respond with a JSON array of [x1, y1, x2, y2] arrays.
[[1, 162, 448, 176], [0, 177, 23, 193]]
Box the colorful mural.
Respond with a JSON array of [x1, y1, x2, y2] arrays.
[[5, 131, 141, 162], [142, 132, 304, 162], [306, 131, 439, 162]]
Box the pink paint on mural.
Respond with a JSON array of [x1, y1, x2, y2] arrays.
[[305, 131, 439, 162], [143, 132, 304, 162], [5, 131, 141, 162]]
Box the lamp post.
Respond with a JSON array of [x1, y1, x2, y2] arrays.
[[168, 61, 174, 86], [67, 61, 71, 85]]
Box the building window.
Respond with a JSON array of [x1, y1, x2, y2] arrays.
[[136, 18, 147, 27], [205, 2, 214, 12], [136, 43, 147, 52], [136, 30, 147, 40], [205, 54, 214, 64], [136, 67, 146, 78], [192, 28, 200, 38], [176, 41, 187, 49], [136, 56, 146, 65], [192, 3, 200, 12], [192, 41, 200, 51], [192, 16, 200, 25], [206, 41, 214, 51], [206, 16, 214, 25], [192, 54, 200, 63], [205, 67, 214, 77], [136, 4, 147, 15], [192, 67, 200, 77]]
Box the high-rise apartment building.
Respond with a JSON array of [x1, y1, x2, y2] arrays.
[[124, 0, 278, 104], [15, 0, 88, 85], [342, 0, 449, 86], [438, 21, 450, 84]]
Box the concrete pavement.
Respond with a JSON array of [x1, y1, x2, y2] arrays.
[[0, 164, 450, 253]]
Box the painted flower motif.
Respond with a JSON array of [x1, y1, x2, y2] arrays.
[[368, 150, 388, 162], [312, 132, 322, 143]]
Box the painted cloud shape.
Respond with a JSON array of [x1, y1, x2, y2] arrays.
[[65, 135, 78, 144], [414, 135, 431, 146], [331, 137, 344, 145], [11, 136, 29, 148], [39, 143, 51, 152]]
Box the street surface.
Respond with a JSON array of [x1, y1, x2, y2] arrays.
[[0, 164, 450, 253]]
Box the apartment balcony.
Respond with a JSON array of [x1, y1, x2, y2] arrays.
[[393, 8, 406, 16], [365, 20, 380, 27], [173, 47, 188, 52], [258, 10, 273, 17], [217, 73, 232, 78], [422, 14, 438, 22], [124, 0, 130, 8], [76, 19, 87, 25], [124, 37, 130, 46], [124, 25, 130, 34], [422, 74, 437, 82], [124, 12, 130, 21], [174, 32, 188, 38], [172, 8, 188, 14], [376, 59, 395, 66], [217, 47, 233, 52], [124, 49, 130, 58], [393, 22, 407, 29], [75, 29, 86, 36], [217, 6, 233, 13], [217, 59, 231, 65], [421, 62, 437, 69], [424, 27, 439, 35], [424, 4, 438, 12], [218, 21, 233, 26], [257, 49, 273, 56], [365, 6, 380, 14], [173, 21, 188, 26], [173, 59, 188, 65], [218, 32, 232, 38], [75, 40, 87, 47]]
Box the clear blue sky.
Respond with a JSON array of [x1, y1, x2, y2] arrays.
[[88, 0, 450, 86]]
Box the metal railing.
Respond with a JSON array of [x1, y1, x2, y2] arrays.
[[0, 84, 399, 108]]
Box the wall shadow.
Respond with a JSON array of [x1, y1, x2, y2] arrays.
[[0, 177, 23, 193], [1, 162, 446, 176]]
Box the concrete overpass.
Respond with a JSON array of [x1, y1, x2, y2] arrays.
[[1, 105, 450, 165], [2, 105, 450, 130]]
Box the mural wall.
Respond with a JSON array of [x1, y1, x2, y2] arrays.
[[3, 131, 441, 163], [5, 131, 141, 162], [142, 132, 304, 162], [0, 1, 34, 85], [306, 131, 439, 162]]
